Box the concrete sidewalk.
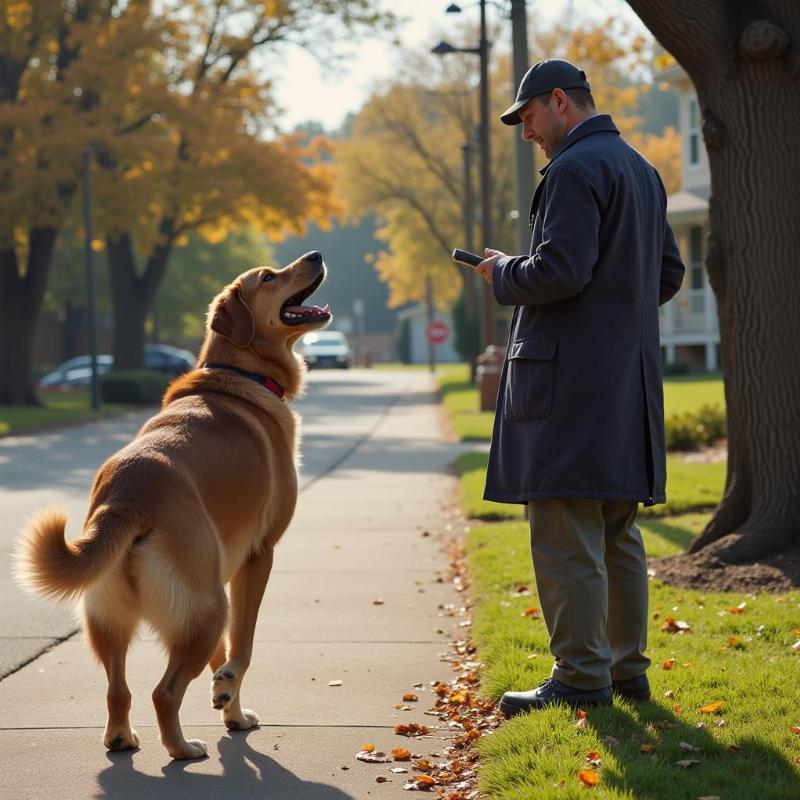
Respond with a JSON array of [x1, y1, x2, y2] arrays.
[[0, 371, 464, 799]]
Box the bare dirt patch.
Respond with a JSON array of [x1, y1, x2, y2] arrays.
[[649, 542, 800, 594]]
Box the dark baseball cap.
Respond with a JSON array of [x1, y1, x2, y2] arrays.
[[500, 59, 591, 125]]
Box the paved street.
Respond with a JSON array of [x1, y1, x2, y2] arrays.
[[0, 368, 464, 798]]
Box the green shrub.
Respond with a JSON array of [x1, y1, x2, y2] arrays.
[[663, 360, 690, 375], [100, 370, 170, 404], [665, 402, 726, 451], [665, 412, 703, 450], [694, 401, 727, 443]]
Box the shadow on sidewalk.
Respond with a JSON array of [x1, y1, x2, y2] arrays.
[[96, 731, 356, 800]]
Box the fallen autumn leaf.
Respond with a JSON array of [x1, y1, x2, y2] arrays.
[[356, 750, 393, 763], [578, 770, 600, 787]]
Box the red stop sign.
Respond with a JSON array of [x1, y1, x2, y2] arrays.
[[426, 320, 450, 345]]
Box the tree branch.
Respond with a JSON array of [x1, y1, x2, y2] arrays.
[[626, 0, 723, 76]]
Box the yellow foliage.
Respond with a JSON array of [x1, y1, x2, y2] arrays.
[[1, 0, 358, 264], [338, 18, 671, 309], [629, 126, 682, 193]]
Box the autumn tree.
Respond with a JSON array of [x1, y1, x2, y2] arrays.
[[90, 0, 396, 369], [0, 0, 154, 404], [0, 1, 397, 403], [626, 0, 800, 563]]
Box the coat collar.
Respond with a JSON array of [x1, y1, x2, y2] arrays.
[[539, 114, 620, 177]]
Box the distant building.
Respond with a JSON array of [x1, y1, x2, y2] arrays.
[[396, 305, 460, 364], [658, 64, 719, 372]]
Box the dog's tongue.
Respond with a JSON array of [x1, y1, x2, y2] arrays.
[[285, 304, 328, 316]]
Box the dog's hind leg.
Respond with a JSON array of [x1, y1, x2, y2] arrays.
[[84, 606, 139, 751], [152, 595, 226, 760], [212, 544, 274, 731]]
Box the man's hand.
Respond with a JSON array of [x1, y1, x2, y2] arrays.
[[475, 248, 505, 285]]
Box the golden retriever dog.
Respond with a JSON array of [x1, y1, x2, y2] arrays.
[[14, 251, 331, 759]]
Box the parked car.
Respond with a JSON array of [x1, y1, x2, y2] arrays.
[[38, 345, 196, 390], [38, 355, 114, 389], [144, 343, 196, 376], [298, 331, 351, 369]]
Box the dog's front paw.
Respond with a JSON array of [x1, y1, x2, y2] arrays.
[[224, 708, 259, 731]]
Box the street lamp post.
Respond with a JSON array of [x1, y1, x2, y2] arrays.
[[476, 0, 495, 349], [433, 0, 495, 351], [440, 1, 532, 321], [509, 0, 534, 255]]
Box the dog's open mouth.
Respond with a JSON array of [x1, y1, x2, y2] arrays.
[[280, 273, 331, 326]]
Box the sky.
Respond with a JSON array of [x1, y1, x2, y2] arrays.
[[273, 0, 649, 131]]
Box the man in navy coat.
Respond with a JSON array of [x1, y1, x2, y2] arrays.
[[473, 60, 685, 714]]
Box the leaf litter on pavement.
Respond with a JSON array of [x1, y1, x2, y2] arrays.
[[350, 534, 500, 798]]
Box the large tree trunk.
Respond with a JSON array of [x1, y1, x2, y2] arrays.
[[0, 228, 60, 405], [107, 220, 175, 370], [628, 0, 800, 562]]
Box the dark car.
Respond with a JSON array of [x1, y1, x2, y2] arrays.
[[38, 345, 196, 390], [144, 344, 196, 376]]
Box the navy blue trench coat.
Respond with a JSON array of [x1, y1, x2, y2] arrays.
[[484, 114, 685, 507]]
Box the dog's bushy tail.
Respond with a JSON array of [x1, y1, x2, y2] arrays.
[[14, 505, 143, 602]]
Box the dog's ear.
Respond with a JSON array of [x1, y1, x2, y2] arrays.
[[210, 286, 255, 347]]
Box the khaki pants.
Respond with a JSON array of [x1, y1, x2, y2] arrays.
[[528, 499, 650, 690]]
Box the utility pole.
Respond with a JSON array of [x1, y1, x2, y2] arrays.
[[82, 149, 100, 411], [510, 0, 534, 256], [477, 0, 495, 348], [461, 138, 477, 322], [425, 276, 436, 373]]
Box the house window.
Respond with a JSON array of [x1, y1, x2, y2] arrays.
[[688, 96, 701, 166], [690, 226, 704, 289]]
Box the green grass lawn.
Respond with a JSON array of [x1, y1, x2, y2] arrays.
[[466, 519, 800, 799], [663, 372, 725, 416], [0, 390, 134, 436], [458, 452, 726, 522], [372, 362, 429, 371], [439, 364, 800, 799], [437, 364, 726, 443], [438, 364, 495, 440]]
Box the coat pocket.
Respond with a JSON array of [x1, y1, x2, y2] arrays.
[[504, 338, 557, 422]]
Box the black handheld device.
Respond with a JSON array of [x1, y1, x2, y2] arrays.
[[451, 248, 484, 267]]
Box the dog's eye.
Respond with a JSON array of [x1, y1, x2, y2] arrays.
[[262, 273, 275, 283]]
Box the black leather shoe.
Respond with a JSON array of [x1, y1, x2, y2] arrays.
[[611, 674, 651, 701], [499, 678, 612, 717]]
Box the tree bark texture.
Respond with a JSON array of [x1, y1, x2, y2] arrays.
[[106, 220, 175, 370], [627, 0, 800, 561], [0, 228, 60, 405]]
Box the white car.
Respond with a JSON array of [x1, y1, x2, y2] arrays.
[[299, 331, 351, 369]]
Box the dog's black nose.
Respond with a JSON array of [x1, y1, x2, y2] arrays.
[[304, 251, 322, 263]]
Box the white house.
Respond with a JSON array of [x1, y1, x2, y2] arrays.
[[658, 64, 719, 372], [396, 304, 461, 364]]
